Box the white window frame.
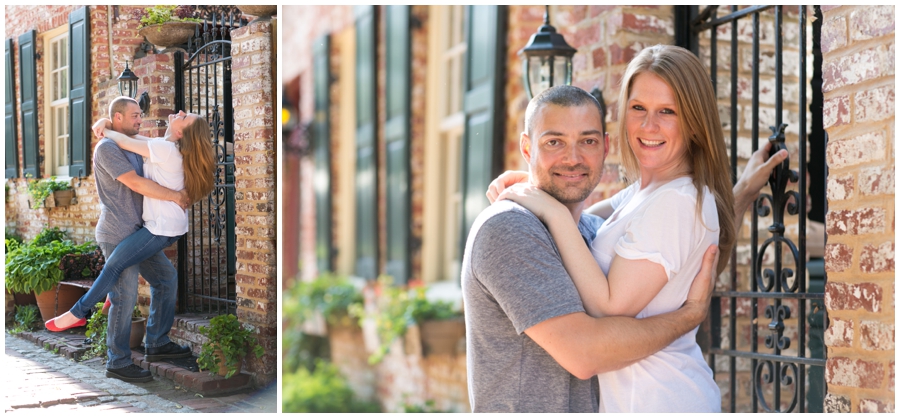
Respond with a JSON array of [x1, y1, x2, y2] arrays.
[[422, 5, 467, 287], [42, 25, 70, 179]]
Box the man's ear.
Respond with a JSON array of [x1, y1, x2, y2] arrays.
[[520, 132, 532, 163]]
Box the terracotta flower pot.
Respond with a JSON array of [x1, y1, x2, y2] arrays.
[[34, 284, 86, 323], [213, 348, 243, 377], [419, 317, 466, 356], [139, 21, 200, 48], [130, 317, 147, 348]]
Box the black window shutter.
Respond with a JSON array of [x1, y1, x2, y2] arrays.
[[18, 30, 38, 179], [5, 38, 18, 178], [313, 34, 333, 273], [354, 5, 379, 280], [459, 6, 506, 255], [384, 5, 411, 284], [68, 6, 91, 178]]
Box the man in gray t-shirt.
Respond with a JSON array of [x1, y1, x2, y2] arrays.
[[461, 86, 718, 412], [93, 97, 192, 383]]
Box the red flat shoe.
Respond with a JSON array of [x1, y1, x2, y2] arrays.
[[45, 317, 87, 332]]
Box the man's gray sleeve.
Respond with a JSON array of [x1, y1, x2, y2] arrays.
[[95, 140, 138, 180], [469, 210, 585, 335]]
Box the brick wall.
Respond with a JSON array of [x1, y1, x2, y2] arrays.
[[230, 19, 278, 387], [820, 5, 895, 413], [5, 5, 163, 244]]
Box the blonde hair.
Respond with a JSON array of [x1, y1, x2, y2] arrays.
[[179, 115, 216, 204], [616, 45, 735, 272]]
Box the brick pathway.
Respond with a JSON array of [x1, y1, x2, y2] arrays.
[[4, 333, 277, 413]]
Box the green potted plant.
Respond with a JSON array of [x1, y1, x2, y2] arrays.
[[131, 305, 146, 349], [354, 276, 462, 364], [286, 272, 364, 329], [84, 301, 108, 359], [136, 5, 202, 48], [197, 314, 264, 379], [26, 176, 73, 209], [4, 228, 96, 322]]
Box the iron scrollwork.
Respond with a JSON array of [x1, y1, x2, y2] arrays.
[[752, 123, 804, 411]]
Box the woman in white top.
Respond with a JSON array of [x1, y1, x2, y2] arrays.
[[46, 110, 215, 331], [491, 45, 735, 412]]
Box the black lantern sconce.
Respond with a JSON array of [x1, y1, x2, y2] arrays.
[[117, 60, 150, 114], [519, 6, 577, 99]]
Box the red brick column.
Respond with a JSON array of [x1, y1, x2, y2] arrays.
[[821, 5, 895, 413], [230, 19, 277, 387]]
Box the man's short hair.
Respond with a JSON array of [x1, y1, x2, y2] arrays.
[[524, 85, 603, 138], [109, 96, 139, 119]]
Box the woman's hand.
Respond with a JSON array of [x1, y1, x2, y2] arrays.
[[733, 141, 789, 219], [486, 170, 529, 203], [92, 118, 113, 139], [495, 183, 567, 221]]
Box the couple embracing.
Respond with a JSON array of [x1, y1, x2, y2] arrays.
[[463, 45, 788, 413], [45, 96, 215, 383]]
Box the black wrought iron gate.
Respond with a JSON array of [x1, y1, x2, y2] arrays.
[[173, 7, 246, 315], [680, 5, 827, 413]]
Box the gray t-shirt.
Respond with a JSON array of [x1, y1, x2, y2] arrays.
[[461, 200, 604, 412], [93, 138, 144, 245]]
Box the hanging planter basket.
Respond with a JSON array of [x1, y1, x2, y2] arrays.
[[237, 5, 277, 22], [139, 21, 199, 48], [44, 189, 75, 208]]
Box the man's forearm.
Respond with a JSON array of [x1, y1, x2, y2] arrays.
[[126, 175, 180, 202], [528, 304, 706, 379], [587, 305, 704, 374]]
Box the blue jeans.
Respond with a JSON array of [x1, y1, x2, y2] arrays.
[[71, 227, 179, 319], [88, 228, 180, 369]]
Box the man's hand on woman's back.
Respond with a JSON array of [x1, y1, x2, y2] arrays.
[[683, 244, 719, 327]]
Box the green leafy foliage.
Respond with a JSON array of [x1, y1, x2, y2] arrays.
[[282, 329, 330, 375], [352, 275, 460, 364], [402, 399, 451, 413], [83, 302, 108, 360], [32, 226, 69, 247], [5, 229, 23, 251], [8, 305, 40, 334], [5, 236, 97, 295], [197, 314, 265, 379], [282, 359, 381, 413], [284, 272, 363, 326], [26, 177, 70, 209], [137, 5, 202, 28]]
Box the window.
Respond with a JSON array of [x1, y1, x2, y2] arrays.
[[43, 26, 69, 178], [422, 5, 466, 283]]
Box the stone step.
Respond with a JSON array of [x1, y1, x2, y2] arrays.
[[168, 313, 214, 357], [17, 314, 253, 397]]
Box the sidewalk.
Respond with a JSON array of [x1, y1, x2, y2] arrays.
[[4, 332, 277, 413]]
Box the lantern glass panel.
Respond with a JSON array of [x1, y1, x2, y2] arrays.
[[527, 55, 549, 98], [552, 57, 572, 88]]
